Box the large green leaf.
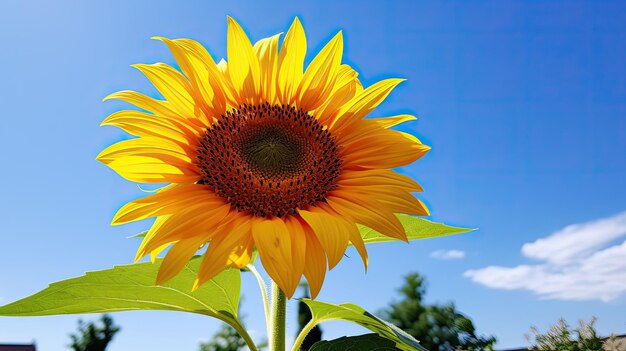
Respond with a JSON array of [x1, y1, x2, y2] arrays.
[[310, 334, 401, 351], [358, 215, 473, 244], [301, 300, 427, 351], [0, 258, 241, 325]]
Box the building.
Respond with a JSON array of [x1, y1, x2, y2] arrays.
[[0, 344, 37, 351], [498, 334, 626, 351]]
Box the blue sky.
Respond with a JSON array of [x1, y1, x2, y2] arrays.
[[1, 1, 625, 350]]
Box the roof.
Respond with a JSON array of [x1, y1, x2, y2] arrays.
[[0, 344, 37, 351], [498, 334, 626, 351]]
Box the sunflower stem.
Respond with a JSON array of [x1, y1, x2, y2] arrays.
[[291, 319, 316, 351], [270, 281, 287, 351], [246, 264, 271, 338], [227, 319, 260, 351]]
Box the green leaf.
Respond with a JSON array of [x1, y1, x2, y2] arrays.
[[310, 334, 401, 351], [0, 258, 242, 326], [302, 300, 427, 351], [358, 215, 474, 245], [126, 231, 147, 239]]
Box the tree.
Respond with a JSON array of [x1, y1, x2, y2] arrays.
[[296, 282, 322, 350], [380, 272, 496, 351], [200, 324, 248, 351], [525, 317, 620, 351], [69, 314, 120, 351], [199, 297, 267, 351]]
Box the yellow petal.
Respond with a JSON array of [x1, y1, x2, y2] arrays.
[[315, 64, 361, 126], [284, 216, 307, 290], [217, 58, 228, 74], [302, 224, 326, 299], [326, 192, 407, 242], [112, 184, 223, 225], [277, 17, 306, 105], [338, 184, 429, 217], [96, 138, 200, 184], [254, 34, 281, 104], [296, 31, 343, 111], [104, 90, 179, 118], [137, 202, 231, 258], [132, 63, 196, 118], [153, 37, 235, 117], [227, 232, 255, 269], [340, 127, 431, 169], [369, 114, 417, 129], [135, 215, 169, 261], [331, 78, 405, 132], [337, 169, 423, 192], [150, 241, 171, 263], [101, 110, 202, 145], [96, 137, 196, 164], [194, 215, 252, 289], [156, 237, 204, 285], [298, 205, 351, 270], [227, 16, 261, 103], [348, 227, 368, 271], [104, 156, 200, 184], [251, 217, 300, 298]]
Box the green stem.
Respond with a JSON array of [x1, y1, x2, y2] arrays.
[[291, 319, 316, 351], [225, 318, 259, 351], [246, 264, 271, 338], [270, 281, 287, 351]]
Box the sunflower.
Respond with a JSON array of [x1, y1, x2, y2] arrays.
[[98, 17, 430, 299]]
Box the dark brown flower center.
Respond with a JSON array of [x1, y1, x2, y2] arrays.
[[197, 103, 342, 218]]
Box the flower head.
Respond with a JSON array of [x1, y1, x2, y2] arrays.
[[98, 17, 430, 298]]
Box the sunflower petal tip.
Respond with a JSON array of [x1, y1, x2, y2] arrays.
[[102, 93, 114, 102], [288, 16, 302, 28], [335, 30, 344, 43], [309, 286, 321, 300], [191, 279, 201, 292], [154, 275, 165, 286], [94, 152, 107, 164], [399, 233, 409, 243]]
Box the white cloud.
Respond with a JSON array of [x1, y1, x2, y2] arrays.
[[465, 211, 626, 302], [521, 212, 626, 265], [431, 249, 466, 260]]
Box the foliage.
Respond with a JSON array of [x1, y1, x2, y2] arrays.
[[526, 317, 602, 351], [358, 216, 473, 245], [0, 259, 244, 328], [0, 215, 472, 351], [301, 299, 427, 351], [526, 317, 626, 351], [199, 324, 248, 351], [297, 283, 323, 351], [380, 272, 495, 351], [309, 334, 401, 351], [69, 314, 120, 351]]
